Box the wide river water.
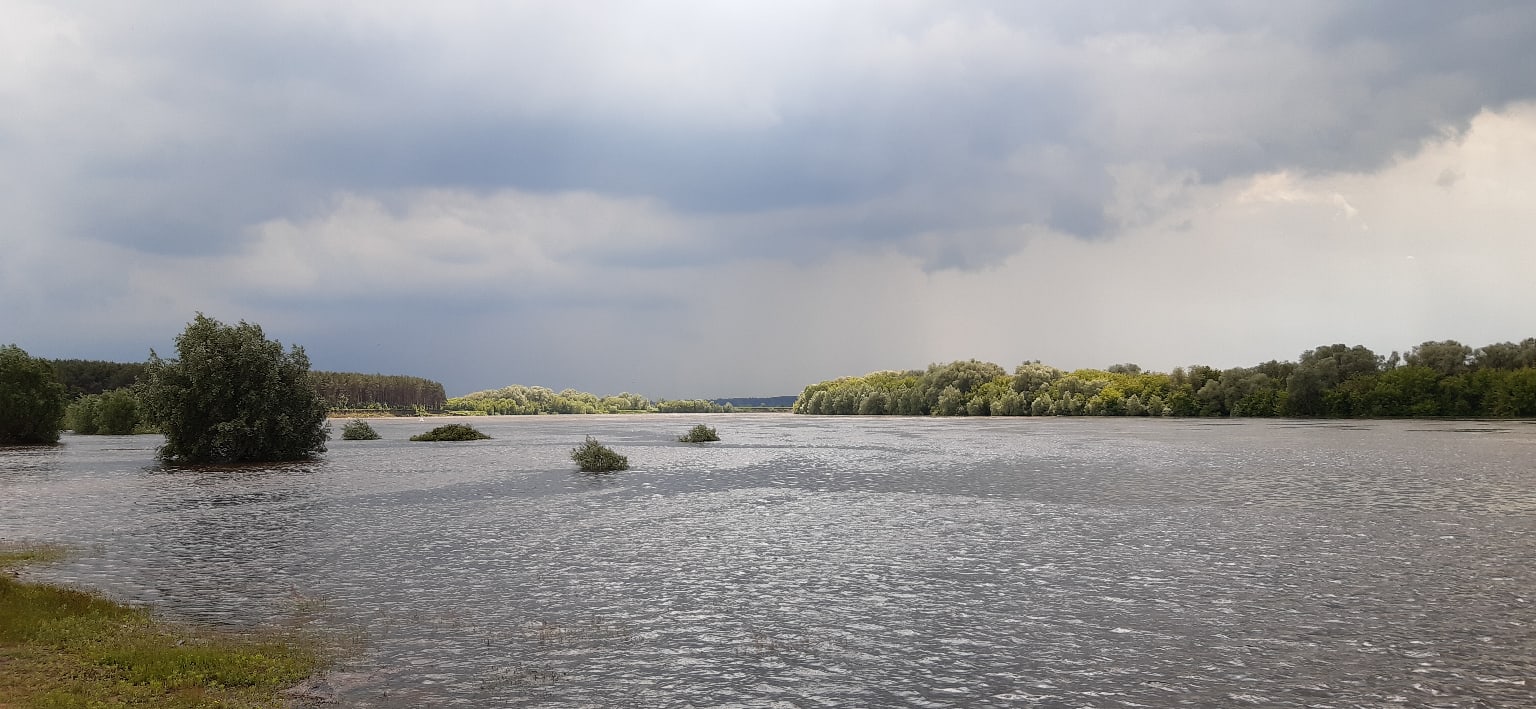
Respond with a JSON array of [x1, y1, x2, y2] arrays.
[[2, 415, 1534, 707]]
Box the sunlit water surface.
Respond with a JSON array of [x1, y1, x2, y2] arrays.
[[3, 415, 1534, 707]]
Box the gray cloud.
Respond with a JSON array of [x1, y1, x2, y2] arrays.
[[4, 1, 1535, 395]]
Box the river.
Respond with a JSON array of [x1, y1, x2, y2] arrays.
[[2, 415, 1533, 707]]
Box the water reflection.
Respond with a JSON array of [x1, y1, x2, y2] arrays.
[[2, 417, 1535, 706]]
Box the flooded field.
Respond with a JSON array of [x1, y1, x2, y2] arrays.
[[3, 415, 1534, 707]]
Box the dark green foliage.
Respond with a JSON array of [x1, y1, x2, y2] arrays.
[[571, 435, 628, 471], [409, 423, 490, 441], [312, 371, 448, 411], [48, 359, 147, 397], [137, 314, 329, 463], [341, 419, 381, 440], [679, 424, 720, 443], [0, 344, 67, 445]]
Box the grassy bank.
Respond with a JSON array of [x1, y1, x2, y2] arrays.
[[0, 543, 322, 708]]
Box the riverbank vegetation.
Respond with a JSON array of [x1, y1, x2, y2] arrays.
[[679, 424, 720, 442], [795, 338, 1536, 418], [0, 543, 321, 707], [66, 387, 144, 435], [571, 436, 628, 471], [310, 371, 447, 412], [444, 385, 731, 415], [46, 358, 447, 414], [409, 423, 491, 441]]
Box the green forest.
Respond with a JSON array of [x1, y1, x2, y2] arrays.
[[444, 385, 730, 415], [793, 339, 1536, 418], [310, 371, 447, 411]]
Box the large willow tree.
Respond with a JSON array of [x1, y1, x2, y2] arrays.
[[138, 314, 328, 463], [0, 344, 67, 444]]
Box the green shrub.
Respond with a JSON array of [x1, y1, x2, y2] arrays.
[[409, 423, 490, 441], [68, 394, 102, 435], [678, 423, 720, 443], [571, 435, 628, 471], [137, 314, 329, 463], [96, 388, 140, 434], [0, 344, 67, 445], [70, 389, 140, 435], [340, 419, 381, 440]]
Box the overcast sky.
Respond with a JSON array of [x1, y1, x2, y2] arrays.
[[4, 2, 1536, 398]]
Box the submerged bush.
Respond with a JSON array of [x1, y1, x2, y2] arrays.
[[409, 423, 491, 442], [678, 423, 720, 443], [341, 419, 381, 440], [571, 435, 628, 472]]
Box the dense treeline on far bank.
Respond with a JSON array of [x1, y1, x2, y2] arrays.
[[444, 385, 731, 415], [794, 339, 1536, 418], [310, 371, 447, 411], [45, 359, 448, 412]]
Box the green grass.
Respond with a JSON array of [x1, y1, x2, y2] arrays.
[[409, 423, 491, 441], [0, 543, 321, 708]]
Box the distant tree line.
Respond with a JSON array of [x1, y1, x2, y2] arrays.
[[793, 338, 1536, 419], [49, 360, 146, 397], [45, 359, 446, 414], [444, 385, 731, 415], [310, 371, 447, 411]]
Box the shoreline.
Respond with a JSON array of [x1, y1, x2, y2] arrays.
[[0, 543, 327, 708]]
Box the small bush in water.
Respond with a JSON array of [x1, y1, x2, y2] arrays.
[[678, 424, 720, 443], [341, 419, 381, 440], [410, 423, 491, 441], [571, 436, 628, 472]]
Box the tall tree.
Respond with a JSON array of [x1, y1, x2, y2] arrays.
[[0, 345, 68, 444], [138, 314, 328, 463]]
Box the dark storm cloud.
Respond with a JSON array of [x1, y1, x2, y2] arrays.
[[21, 1, 1534, 264], [6, 1, 1536, 397]]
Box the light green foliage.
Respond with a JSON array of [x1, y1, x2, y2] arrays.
[[0, 344, 68, 445], [96, 388, 140, 434], [341, 418, 382, 440], [68, 394, 102, 434], [655, 399, 727, 413], [679, 423, 720, 443], [790, 334, 1536, 419], [446, 385, 654, 415], [1404, 340, 1473, 377], [571, 435, 628, 471], [793, 370, 923, 415], [409, 423, 490, 441], [916, 360, 1007, 414], [137, 314, 329, 463], [67, 388, 140, 435], [1473, 339, 1536, 371]]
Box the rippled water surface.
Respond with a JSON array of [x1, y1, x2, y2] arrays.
[[3, 415, 1534, 707]]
